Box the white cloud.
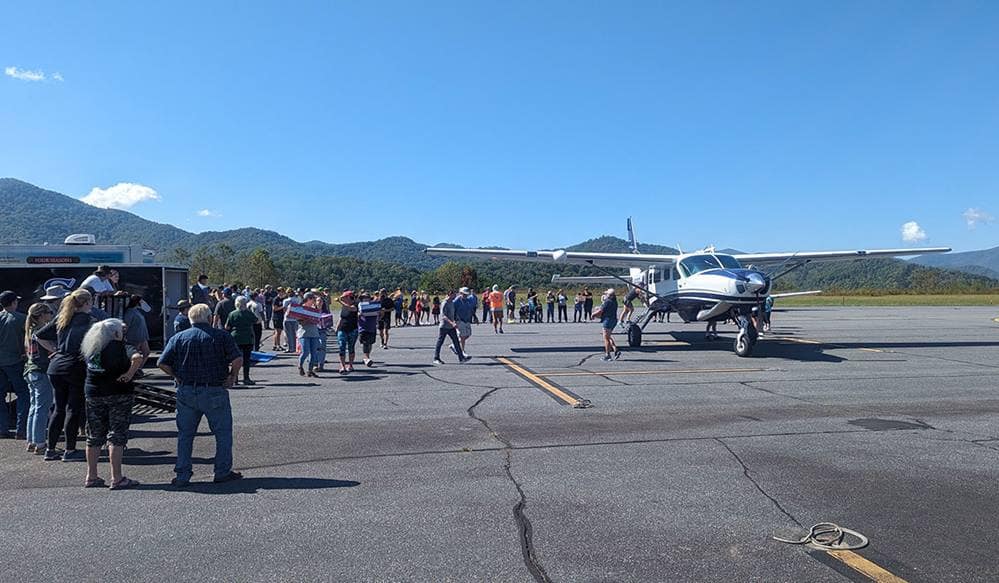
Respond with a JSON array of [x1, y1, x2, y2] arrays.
[[81, 182, 161, 210], [5, 66, 46, 82], [52, 72, 64, 82], [900, 221, 927, 244], [963, 207, 994, 229], [196, 209, 221, 218]]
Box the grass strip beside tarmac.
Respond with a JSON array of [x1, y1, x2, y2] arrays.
[[777, 293, 999, 307]]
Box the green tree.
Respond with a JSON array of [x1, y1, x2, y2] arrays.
[[241, 248, 280, 288]]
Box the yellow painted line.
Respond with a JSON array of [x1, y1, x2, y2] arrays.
[[496, 357, 583, 407], [539, 368, 767, 377], [644, 340, 691, 346], [993, 317, 999, 323], [826, 550, 909, 583], [859, 348, 885, 353]]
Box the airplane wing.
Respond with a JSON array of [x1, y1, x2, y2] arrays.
[[425, 247, 677, 268], [734, 247, 950, 268], [770, 290, 822, 299], [551, 274, 626, 285]]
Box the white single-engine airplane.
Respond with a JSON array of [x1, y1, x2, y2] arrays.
[[425, 221, 949, 357]]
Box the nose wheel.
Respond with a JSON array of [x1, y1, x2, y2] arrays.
[[733, 315, 758, 357]]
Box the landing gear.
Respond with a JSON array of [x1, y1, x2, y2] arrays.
[[626, 322, 643, 347], [733, 314, 758, 357]]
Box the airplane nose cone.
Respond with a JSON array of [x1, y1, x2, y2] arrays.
[[745, 273, 766, 292]]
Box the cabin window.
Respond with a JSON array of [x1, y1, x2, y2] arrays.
[[715, 255, 742, 269], [678, 255, 722, 276]]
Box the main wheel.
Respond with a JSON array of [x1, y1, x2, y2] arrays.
[[627, 322, 643, 347], [734, 328, 755, 357]]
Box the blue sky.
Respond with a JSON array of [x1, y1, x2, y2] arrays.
[[2, 2, 997, 252]]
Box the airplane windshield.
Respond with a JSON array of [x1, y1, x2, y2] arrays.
[[714, 255, 742, 269], [678, 255, 722, 276]]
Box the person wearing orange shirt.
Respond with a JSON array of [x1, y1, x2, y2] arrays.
[[488, 285, 505, 334]]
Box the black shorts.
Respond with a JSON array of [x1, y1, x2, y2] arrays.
[[360, 331, 377, 349], [378, 315, 392, 331]]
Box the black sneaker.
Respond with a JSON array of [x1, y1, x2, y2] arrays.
[[614, 350, 622, 360], [213, 471, 243, 484], [62, 449, 85, 462], [459, 356, 472, 363], [43, 449, 63, 461], [171, 477, 191, 488], [601, 355, 612, 362]]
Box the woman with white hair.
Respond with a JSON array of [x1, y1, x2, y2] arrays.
[[81, 318, 144, 489], [225, 295, 257, 385]]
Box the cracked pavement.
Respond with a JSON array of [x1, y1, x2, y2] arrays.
[[2, 306, 999, 582]]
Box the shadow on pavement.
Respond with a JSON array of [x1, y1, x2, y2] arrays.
[[137, 476, 361, 494], [123, 448, 213, 466], [130, 429, 212, 439]]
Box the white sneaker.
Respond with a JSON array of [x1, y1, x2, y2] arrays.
[[433, 359, 444, 365]]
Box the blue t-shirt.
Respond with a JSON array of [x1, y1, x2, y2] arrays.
[[599, 297, 618, 323], [453, 295, 477, 322]]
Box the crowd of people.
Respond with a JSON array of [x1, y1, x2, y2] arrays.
[[0, 265, 241, 489], [0, 266, 634, 489]]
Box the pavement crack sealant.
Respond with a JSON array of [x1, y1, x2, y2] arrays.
[[468, 387, 554, 583]]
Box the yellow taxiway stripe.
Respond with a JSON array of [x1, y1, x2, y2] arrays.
[[496, 357, 585, 407], [826, 550, 909, 583], [859, 348, 885, 353], [539, 368, 767, 377]]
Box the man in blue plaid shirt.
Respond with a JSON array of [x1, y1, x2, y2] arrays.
[[158, 304, 243, 487]]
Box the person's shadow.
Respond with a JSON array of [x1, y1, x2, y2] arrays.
[[137, 476, 360, 494]]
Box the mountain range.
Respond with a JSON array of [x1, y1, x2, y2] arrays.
[[1, 177, 997, 292]]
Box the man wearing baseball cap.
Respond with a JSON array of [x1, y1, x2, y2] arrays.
[[0, 291, 30, 438]]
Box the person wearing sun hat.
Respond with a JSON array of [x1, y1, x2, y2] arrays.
[[41, 284, 70, 303]]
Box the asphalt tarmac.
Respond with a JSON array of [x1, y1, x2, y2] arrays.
[[2, 306, 998, 582]]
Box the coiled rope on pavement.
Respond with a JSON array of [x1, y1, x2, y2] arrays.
[[773, 522, 869, 551]]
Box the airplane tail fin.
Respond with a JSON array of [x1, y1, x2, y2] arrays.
[[627, 217, 639, 253]]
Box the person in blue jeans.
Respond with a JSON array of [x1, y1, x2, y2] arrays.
[[336, 291, 360, 374], [157, 304, 243, 487], [294, 292, 324, 377], [23, 302, 55, 452]]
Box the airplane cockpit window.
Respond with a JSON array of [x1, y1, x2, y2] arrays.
[[678, 255, 722, 276], [714, 255, 742, 269]]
